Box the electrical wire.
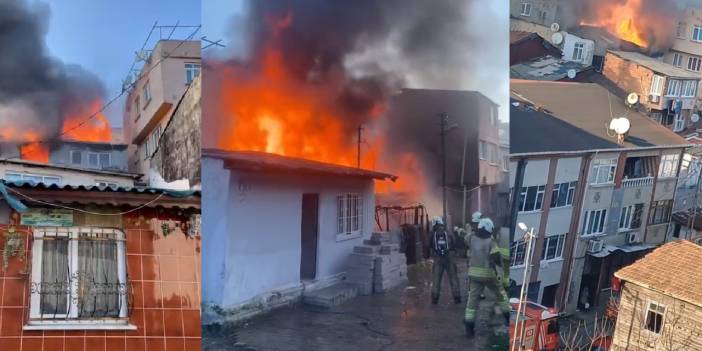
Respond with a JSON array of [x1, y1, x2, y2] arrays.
[[5, 185, 167, 216], [0, 25, 202, 163]]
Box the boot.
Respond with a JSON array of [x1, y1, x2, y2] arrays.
[[432, 296, 439, 305], [464, 321, 475, 338], [454, 296, 462, 304]]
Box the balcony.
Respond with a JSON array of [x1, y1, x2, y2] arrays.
[[622, 176, 654, 188]]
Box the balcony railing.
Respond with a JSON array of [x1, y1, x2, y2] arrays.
[[622, 176, 654, 188]]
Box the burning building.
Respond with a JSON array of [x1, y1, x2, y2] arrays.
[[0, 0, 116, 164]]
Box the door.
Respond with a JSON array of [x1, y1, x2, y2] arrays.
[[300, 193, 319, 280]]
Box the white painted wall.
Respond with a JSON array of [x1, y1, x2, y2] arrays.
[[0, 162, 135, 187], [562, 33, 595, 66], [201, 157, 375, 310]]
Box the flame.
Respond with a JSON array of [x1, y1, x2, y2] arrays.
[[209, 12, 424, 200], [61, 100, 112, 143], [3, 99, 112, 163], [580, 0, 647, 47]]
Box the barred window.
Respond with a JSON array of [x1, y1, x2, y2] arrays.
[[337, 193, 362, 238], [27, 227, 132, 330]]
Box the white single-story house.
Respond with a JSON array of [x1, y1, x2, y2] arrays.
[[201, 149, 396, 322]]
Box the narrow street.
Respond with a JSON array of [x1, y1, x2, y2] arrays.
[[203, 260, 508, 351]]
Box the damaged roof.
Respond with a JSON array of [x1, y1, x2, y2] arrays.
[[510, 80, 691, 154], [608, 50, 700, 79], [615, 240, 702, 307], [0, 158, 141, 179], [203, 149, 398, 181], [510, 55, 593, 81]]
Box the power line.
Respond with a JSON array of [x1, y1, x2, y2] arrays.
[[0, 24, 202, 163]]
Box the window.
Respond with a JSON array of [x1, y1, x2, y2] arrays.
[[688, 57, 701, 72], [520, 2, 532, 16], [675, 113, 686, 132], [518, 185, 546, 212], [682, 80, 697, 97], [582, 209, 607, 236], [337, 193, 363, 238], [649, 200, 673, 225], [143, 124, 163, 160], [650, 75, 664, 96], [479, 140, 488, 160], [185, 62, 201, 84], [644, 301, 666, 334], [677, 22, 687, 38], [5, 172, 61, 185], [134, 96, 140, 115], [693, 25, 702, 42], [27, 227, 131, 330], [673, 53, 683, 67], [99, 153, 110, 168], [70, 151, 82, 165], [503, 154, 510, 172], [619, 204, 644, 231], [667, 79, 682, 96], [659, 154, 680, 178], [573, 43, 584, 61], [96, 181, 118, 188], [488, 143, 498, 165], [87, 152, 110, 169], [541, 234, 566, 261], [142, 82, 151, 104], [591, 159, 617, 185], [551, 181, 577, 208], [510, 240, 527, 267]]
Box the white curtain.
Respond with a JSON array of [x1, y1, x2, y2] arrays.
[[77, 239, 120, 318], [40, 239, 69, 316]]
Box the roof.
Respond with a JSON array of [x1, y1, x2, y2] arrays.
[[1, 180, 200, 210], [510, 55, 592, 81], [57, 140, 128, 148], [203, 149, 397, 181], [1, 159, 141, 179], [588, 243, 655, 258], [615, 240, 702, 307], [510, 80, 691, 154], [608, 50, 700, 79], [510, 31, 537, 44]]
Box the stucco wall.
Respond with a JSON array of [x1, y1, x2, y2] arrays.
[[201, 157, 375, 311], [0, 162, 135, 187]]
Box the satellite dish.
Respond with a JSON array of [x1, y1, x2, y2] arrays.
[[551, 32, 564, 45], [567, 69, 577, 79], [693, 114, 700, 123], [627, 93, 640, 105], [610, 117, 631, 135], [550, 22, 560, 32]]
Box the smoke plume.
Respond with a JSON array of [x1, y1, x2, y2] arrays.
[[0, 0, 106, 142]]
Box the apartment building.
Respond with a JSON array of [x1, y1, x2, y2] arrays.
[[122, 40, 201, 177], [510, 0, 561, 27], [509, 80, 690, 313], [665, 8, 702, 105], [603, 50, 700, 133]]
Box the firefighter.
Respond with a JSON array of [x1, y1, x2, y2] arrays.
[[430, 216, 461, 305], [464, 217, 510, 338], [464, 211, 486, 300]]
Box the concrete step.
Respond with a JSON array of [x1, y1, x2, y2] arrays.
[[303, 283, 358, 308]]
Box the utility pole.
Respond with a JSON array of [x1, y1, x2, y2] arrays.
[[440, 114, 448, 223], [357, 125, 363, 168]]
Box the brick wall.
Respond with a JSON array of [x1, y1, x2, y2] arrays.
[[152, 75, 202, 185], [0, 208, 202, 351], [602, 52, 660, 110]]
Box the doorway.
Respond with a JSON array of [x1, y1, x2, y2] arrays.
[[541, 284, 558, 308], [300, 193, 319, 280]]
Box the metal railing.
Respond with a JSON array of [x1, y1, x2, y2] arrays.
[[622, 176, 655, 188]]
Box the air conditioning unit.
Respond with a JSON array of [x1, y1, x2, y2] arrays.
[[587, 239, 604, 253], [649, 94, 660, 103], [627, 232, 641, 244]]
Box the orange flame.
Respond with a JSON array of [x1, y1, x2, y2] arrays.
[[5, 99, 112, 163], [580, 0, 647, 47], [209, 12, 423, 197]]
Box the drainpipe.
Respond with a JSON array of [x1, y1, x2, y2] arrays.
[[509, 158, 527, 244]]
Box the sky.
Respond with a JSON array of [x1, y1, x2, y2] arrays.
[[201, 0, 509, 124], [44, 0, 201, 127]]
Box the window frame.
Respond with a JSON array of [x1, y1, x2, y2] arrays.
[[682, 80, 697, 98], [649, 200, 673, 225], [659, 154, 680, 178], [510, 240, 527, 267], [677, 22, 687, 39], [336, 193, 363, 241], [518, 185, 546, 213], [688, 57, 701, 72], [70, 151, 82, 165], [142, 81, 151, 105], [550, 181, 577, 209], [573, 43, 584, 61], [5, 171, 62, 186], [541, 233, 566, 261], [582, 209, 607, 236], [673, 53, 684, 67], [693, 25, 702, 42], [520, 2, 532, 16], [643, 301, 666, 334], [650, 75, 664, 96], [184, 62, 201, 85], [591, 159, 617, 185], [26, 227, 134, 330], [667, 79, 682, 97]]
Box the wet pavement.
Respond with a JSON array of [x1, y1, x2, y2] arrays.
[[203, 259, 508, 351]]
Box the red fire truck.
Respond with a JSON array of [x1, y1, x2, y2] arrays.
[[510, 299, 560, 351]]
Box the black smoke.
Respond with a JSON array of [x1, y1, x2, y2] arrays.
[[0, 0, 106, 142]]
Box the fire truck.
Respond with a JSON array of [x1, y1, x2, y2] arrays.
[[509, 299, 560, 351]]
